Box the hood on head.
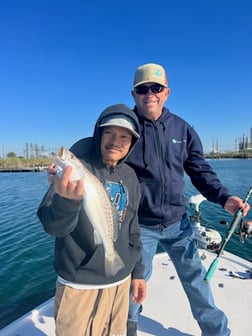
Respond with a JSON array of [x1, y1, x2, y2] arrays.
[[93, 103, 140, 163]]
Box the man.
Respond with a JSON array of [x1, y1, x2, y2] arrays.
[[125, 63, 250, 336], [38, 103, 146, 336]]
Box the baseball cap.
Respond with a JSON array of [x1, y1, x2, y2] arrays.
[[100, 115, 140, 138], [133, 63, 168, 88]]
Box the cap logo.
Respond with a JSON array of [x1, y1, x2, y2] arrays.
[[154, 69, 162, 77]]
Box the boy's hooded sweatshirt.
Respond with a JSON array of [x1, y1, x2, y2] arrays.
[[37, 104, 144, 285]]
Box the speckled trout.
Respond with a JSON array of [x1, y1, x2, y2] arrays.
[[52, 147, 125, 276]]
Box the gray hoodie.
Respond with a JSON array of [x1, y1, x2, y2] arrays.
[[37, 104, 144, 284]]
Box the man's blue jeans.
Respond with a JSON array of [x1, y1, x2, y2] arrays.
[[128, 216, 230, 336]]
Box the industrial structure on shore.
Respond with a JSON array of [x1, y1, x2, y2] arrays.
[[237, 126, 252, 151], [210, 127, 252, 154]]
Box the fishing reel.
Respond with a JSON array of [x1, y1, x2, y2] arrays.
[[239, 219, 252, 243], [189, 193, 252, 249], [220, 219, 252, 243]]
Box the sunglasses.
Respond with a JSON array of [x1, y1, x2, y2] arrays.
[[135, 84, 165, 95]]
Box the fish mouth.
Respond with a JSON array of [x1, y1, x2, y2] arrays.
[[58, 147, 65, 156], [51, 147, 64, 158]]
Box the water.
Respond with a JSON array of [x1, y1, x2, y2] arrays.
[[0, 172, 55, 329], [0, 160, 252, 329]]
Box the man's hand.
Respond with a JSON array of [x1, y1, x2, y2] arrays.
[[224, 196, 250, 217], [131, 279, 147, 304], [53, 165, 84, 200]]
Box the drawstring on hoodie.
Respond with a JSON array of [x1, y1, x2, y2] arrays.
[[160, 121, 167, 134], [142, 119, 167, 168], [142, 123, 149, 168]]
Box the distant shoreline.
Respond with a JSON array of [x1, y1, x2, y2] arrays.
[[204, 153, 252, 159], [0, 166, 47, 173], [0, 153, 251, 173]]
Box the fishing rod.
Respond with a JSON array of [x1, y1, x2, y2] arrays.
[[204, 186, 252, 282]]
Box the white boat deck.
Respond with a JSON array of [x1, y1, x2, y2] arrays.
[[1, 250, 252, 336]]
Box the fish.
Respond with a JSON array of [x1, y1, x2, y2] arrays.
[[52, 147, 125, 276]]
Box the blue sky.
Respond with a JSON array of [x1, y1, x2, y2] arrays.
[[0, 0, 251, 156]]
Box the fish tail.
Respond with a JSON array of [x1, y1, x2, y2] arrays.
[[104, 251, 125, 276]]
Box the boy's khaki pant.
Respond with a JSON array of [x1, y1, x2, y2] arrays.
[[54, 277, 131, 336]]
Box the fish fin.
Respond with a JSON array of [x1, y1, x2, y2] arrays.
[[93, 230, 102, 245], [104, 251, 125, 276]]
